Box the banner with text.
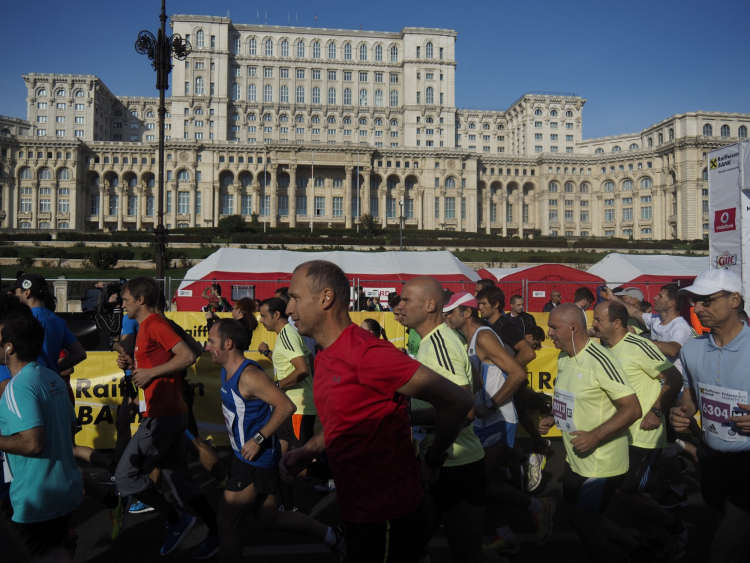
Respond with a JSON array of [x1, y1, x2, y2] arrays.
[[709, 143, 743, 277]]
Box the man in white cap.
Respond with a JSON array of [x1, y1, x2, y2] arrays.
[[613, 287, 647, 332], [670, 268, 750, 563]]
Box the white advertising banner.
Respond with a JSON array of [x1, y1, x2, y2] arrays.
[[743, 139, 750, 189], [709, 143, 742, 277]]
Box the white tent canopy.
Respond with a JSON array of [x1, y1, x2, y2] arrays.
[[178, 248, 479, 290], [481, 266, 536, 281], [587, 253, 709, 283]]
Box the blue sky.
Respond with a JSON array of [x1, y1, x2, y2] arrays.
[[1, 0, 748, 138]]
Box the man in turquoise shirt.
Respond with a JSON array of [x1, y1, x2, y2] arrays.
[[0, 313, 82, 557]]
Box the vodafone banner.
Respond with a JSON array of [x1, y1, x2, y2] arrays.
[[709, 143, 743, 277]]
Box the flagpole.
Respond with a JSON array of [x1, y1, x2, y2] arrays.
[[310, 151, 314, 233], [356, 153, 360, 233]]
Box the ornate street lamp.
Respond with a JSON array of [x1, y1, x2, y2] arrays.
[[135, 0, 191, 283]]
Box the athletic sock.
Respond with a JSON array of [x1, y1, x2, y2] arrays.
[[188, 494, 218, 536], [495, 525, 514, 540], [527, 498, 543, 513], [323, 527, 337, 546], [665, 518, 685, 535], [670, 484, 684, 496]]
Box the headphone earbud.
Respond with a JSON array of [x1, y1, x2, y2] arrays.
[[5, 347, 9, 353]]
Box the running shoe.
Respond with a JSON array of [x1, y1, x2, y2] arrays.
[[328, 524, 347, 562], [129, 500, 155, 514], [658, 489, 690, 509], [531, 497, 556, 544], [97, 472, 117, 486], [109, 494, 132, 541], [160, 512, 197, 556], [313, 479, 336, 494], [534, 438, 552, 457], [525, 453, 545, 492], [483, 532, 521, 554], [192, 533, 220, 560]]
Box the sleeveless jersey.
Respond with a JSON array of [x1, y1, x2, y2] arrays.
[[469, 326, 518, 428], [221, 358, 280, 468]]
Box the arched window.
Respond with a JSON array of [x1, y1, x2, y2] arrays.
[[56, 89, 67, 97], [390, 90, 398, 107], [297, 41, 305, 58], [127, 176, 137, 188], [468, 122, 476, 130], [281, 40, 289, 57], [248, 84, 257, 102], [604, 181, 615, 192], [264, 114, 273, 122], [658, 134, 663, 145], [222, 173, 234, 186], [240, 175, 252, 187], [344, 88, 352, 105], [177, 170, 190, 182], [374, 118, 383, 126], [232, 113, 240, 121], [740, 125, 748, 138], [387, 179, 396, 190], [640, 178, 652, 190], [344, 43, 351, 60], [374, 45, 382, 61], [343, 117, 351, 125], [548, 181, 558, 192], [75, 90, 85, 98], [565, 110, 573, 117], [312, 87, 321, 104], [39, 168, 52, 180], [328, 42, 336, 59], [242, 37, 250, 54], [612, 145, 621, 152], [425, 87, 434, 104], [595, 148, 604, 154], [280, 85, 289, 103], [196, 30, 204, 47], [374, 90, 383, 107], [20, 167, 32, 179], [721, 125, 731, 138], [312, 41, 320, 58], [629, 143, 639, 150], [328, 88, 336, 104], [146, 110, 154, 118], [37, 89, 48, 97], [703, 124, 713, 136], [669, 128, 674, 141], [647, 137, 653, 147], [390, 119, 398, 127], [280, 114, 288, 122], [426, 117, 433, 124], [359, 89, 368, 106], [497, 124, 504, 130], [265, 39, 273, 56], [328, 116, 336, 124], [264, 85, 273, 102], [231, 83, 240, 100], [534, 108, 542, 116], [425, 42, 433, 58], [550, 109, 558, 117], [702, 168, 708, 181], [564, 182, 574, 192], [483, 123, 490, 130], [445, 178, 456, 188], [147, 177, 154, 187], [359, 44, 367, 61], [296, 86, 305, 103], [195, 77, 204, 95], [390, 45, 398, 62], [57, 168, 71, 180], [580, 182, 589, 193], [296, 115, 304, 123], [109, 175, 119, 187], [130, 110, 139, 117], [622, 179, 633, 191], [359, 118, 367, 125]]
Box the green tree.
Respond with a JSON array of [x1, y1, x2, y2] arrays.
[[218, 214, 246, 236]]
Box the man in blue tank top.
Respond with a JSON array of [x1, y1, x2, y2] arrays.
[[207, 319, 345, 562]]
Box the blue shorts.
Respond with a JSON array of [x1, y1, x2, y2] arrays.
[[474, 420, 517, 449], [563, 464, 624, 515]]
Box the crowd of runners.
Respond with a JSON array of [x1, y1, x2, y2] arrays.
[[0, 262, 748, 562]]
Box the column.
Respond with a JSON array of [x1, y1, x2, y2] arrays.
[[541, 193, 549, 235], [136, 186, 144, 230], [289, 166, 297, 228], [70, 180, 79, 230], [380, 187, 387, 227], [31, 184, 39, 229], [117, 187, 125, 231], [593, 194, 602, 236], [171, 183, 178, 228], [456, 189, 463, 232], [98, 186, 105, 230], [676, 188, 682, 240], [213, 184, 220, 226], [574, 194, 580, 236], [363, 171, 371, 214], [268, 167, 277, 228], [50, 184, 58, 229], [189, 186, 196, 228], [485, 194, 491, 234], [344, 165, 353, 229], [501, 194, 508, 237], [416, 189, 424, 230]]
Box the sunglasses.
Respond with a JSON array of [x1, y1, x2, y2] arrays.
[[688, 292, 732, 308]]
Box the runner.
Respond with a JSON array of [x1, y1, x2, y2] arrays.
[[113, 277, 219, 558], [360, 318, 387, 340], [398, 278, 507, 563], [281, 261, 474, 563], [207, 318, 345, 562], [538, 304, 642, 562], [258, 297, 317, 511], [592, 300, 689, 560], [0, 313, 83, 557], [443, 292, 556, 555], [670, 269, 750, 563]]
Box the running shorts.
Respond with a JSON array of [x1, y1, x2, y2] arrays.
[[697, 444, 750, 513], [563, 464, 624, 515], [225, 455, 279, 495], [619, 446, 661, 495], [474, 420, 517, 449], [429, 457, 486, 511]]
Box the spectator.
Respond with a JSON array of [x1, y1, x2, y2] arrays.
[[542, 291, 562, 312], [640, 300, 653, 314], [507, 295, 537, 333], [475, 279, 496, 296], [387, 292, 401, 312], [360, 318, 387, 340], [573, 287, 595, 311], [614, 287, 646, 331]]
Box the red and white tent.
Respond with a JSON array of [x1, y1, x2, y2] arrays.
[[175, 249, 480, 311], [477, 264, 605, 312]]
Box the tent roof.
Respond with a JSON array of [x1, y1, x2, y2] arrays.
[[587, 253, 708, 283], [479, 265, 536, 280], [178, 249, 480, 289], [480, 263, 604, 282]]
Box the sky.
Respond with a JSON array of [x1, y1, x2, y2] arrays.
[[1, 0, 748, 139]]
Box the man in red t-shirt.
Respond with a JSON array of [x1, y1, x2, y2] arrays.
[[281, 261, 473, 563], [114, 277, 219, 559]]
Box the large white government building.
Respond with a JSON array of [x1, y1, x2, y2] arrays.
[[1, 14, 748, 240]]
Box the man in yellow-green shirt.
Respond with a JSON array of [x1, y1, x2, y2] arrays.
[[592, 300, 689, 560], [258, 297, 316, 511], [539, 304, 641, 562], [397, 277, 496, 563]]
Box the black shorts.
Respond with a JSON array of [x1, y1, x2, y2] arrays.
[[697, 444, 750, 513], [563, 464, 624, 515], [619, 446, 661, 495], [225, 455, 279, 495], [276, 417, 297, 445], [181, 378, 199, 438], [429, 457, 486, 511], [12, 512, 73, 557], [344, 494, 433, 563], [298, 414, 316, 446]]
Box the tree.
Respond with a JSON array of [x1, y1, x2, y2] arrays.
[[359, 213, 379, 236], [218, 214, 246, 236]]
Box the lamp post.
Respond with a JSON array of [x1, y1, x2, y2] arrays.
[[135, 0, 191, 283], [399, 199, 404, 251]]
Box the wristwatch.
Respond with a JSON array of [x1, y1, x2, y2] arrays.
[[484, 398, 497, 410], [261, 349, 270, 357], [252, 431, 266, 445], [424, 446, 448, 469], [650, 407, 664, 417]]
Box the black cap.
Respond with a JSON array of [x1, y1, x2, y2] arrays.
[[12, 273, 47, 294]]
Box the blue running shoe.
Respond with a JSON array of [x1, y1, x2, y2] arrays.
[[129, 500, 154, 514], [192, 533, 220, 560], [160, 512, 197, 556]]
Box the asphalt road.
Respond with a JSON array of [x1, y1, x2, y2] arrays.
[[64, 438, 718, 562]]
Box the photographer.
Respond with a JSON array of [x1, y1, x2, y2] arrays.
[[202, 282, 232, 313]]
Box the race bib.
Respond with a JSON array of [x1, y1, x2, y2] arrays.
[[222, 404, 239, 450], [138, 388, 147, 413], [553, 388, 578, 432], [699, 384, 749, 442], [411, 425, 427, 446]]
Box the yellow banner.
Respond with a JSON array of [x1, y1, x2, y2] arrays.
[[71, 311, 570, 448]]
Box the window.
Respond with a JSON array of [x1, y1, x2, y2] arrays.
[[640, 177, 652, 189], [279, 85, 289, 103], [604, 181, 615, 192], [548, 181, 558, 192], [265, 39, 273, 56], [506, 203, 513, 223], [359, 44, 367, 61], [315, 196, 325, 216], [328, 69, 337, 80], [328, 42, 336, 59], [280, 68, 289, 78], [535, 121, 542, 128], [445, 197, 455, 219], [721, 124, 731, 138], [703, 123, 713, 136], [56, 89, 66, 98], [295, 86, 305, 103], [739, 125, 748, 139], [296, 195, 308, 215], [344, 88, 352, 105], [312, 41, 320, 58], [390, 45, 399, 62], [623, 207, 633, 221], [231, 83, 240, 100], [564, 182, 574, 193], [641, 196, 652, 219], [390, 73, 399, 84], [264, 67, 273, 78], [426, 42, 433, 58], [248, 84, 257, 102], [374, 90, 383, 107], [221, 194, 234, 215], [264, 85, 273, 102], [434, 197, 440, 219], [621, 179, 633, 191], [312, 87, 321, 104], [426, 87, 434, 104], [281, 40, 289, 57], [359, 89, 368, 105], [580, 210, 589, 223], [604, 208, 614, 222], [375, 45, 383, 61]]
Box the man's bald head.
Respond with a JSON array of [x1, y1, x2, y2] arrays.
[[548, 303, 589, 354], [404, 277, 445, 310], [550, 303, 587, 329], [398, 276, 446, 332]]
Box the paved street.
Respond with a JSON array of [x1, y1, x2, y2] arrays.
[[70, 439, 719, 562]]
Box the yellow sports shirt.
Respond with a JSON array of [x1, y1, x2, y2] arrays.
[[413, 323, 484, 467], [272, 323, 317, 415], [608, 334, 673, 449], [554, 339, 635, 478]]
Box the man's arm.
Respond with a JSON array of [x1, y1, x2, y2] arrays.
[[131, 340, 197, 388], [0, 426, 45, 456], [58, 340, 87, 373], [669, 386, 699, 432], [648, 339, 682, 358], [569, 393, 642, 453], [476, 330, 528, 411], [512, 338, 536, 367], [277, 355, 311, 389], [641, 365, 683, 430], [620, 300, 644, 320]]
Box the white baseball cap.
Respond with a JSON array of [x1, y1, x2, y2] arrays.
[[678, 268, 744, 297], [443, 292, 478, 312]]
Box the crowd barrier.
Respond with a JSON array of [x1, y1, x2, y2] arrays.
[[71, 311, 573, 449]]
